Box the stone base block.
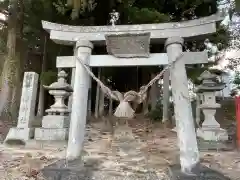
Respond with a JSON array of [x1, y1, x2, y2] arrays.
[[197, 127, 228, 141], [35, 128, 68, 140], [42, 115, 69, 128], [4, 127, 34, 144], [166, 164, 231, 180], [197, 138, 234, 151]]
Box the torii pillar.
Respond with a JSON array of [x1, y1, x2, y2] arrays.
[[165, 37, 199, 173], [66, 40, 93, 160]]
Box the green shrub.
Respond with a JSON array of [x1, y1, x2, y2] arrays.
[[40, 70, 58, 86], [146, 100, 163, 121]]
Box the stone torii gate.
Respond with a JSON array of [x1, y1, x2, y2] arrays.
[[42, 14, 222, 173]]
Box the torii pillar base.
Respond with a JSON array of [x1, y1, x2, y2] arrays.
[[166, 164, 231, 180]]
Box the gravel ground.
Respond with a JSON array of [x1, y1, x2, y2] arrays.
[[0, 119, 240, 180]]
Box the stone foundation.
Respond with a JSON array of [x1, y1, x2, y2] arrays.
[[42, 115, 69, 128], [197, 127, 228, 141], [35, 128, 68, 141], [4, 127, 34, 143], [34, 115, 69, 141]]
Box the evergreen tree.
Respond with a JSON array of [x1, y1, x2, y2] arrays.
[[0, 0, 232, 120]]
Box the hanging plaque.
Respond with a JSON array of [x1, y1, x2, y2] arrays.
[[105, 32, 150, 58]]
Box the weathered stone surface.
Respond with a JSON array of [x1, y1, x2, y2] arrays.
[[66, 40, 93, 160], [197, 128, 228, 141], [42, 14, 222, 45], [4, 72, 39, 144], [165, 37, 199, 172], [105, 32, 150, 58], [35, 128, 68, 140], [56, 52, 208, 68], [4, 128, 34, 144], [35, 70, 72, 141], [42, 115, 70, 128], [197, 138, 235, 151], [196, 71, 228, 142], [17, 72, 39, 128]]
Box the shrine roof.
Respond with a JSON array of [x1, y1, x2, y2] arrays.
[[42, 13, 223, 46]]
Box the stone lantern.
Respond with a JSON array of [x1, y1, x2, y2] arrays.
[[35, 70, 73, 141], [196, 70, 228, 141]]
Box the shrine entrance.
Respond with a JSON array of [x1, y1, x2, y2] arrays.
[[41, 13, 221, 173]]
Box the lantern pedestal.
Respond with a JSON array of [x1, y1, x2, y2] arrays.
[[195, 71, 228, 148], [35, 71, 72, 141], [197, 104, 228, 141]]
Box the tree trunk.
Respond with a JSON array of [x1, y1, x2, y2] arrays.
[[142, 92, 150, 115], [108, 98, 113, 116], [0, 0, 19, 122], [37, 35, 47, 117], [99, 89, 105, 117], [162, 69, 170, 123], [149, 73, 159, 111], [9, 0, 25, 121], [94, 68, 101, 118], [141, 68, 150, 115], [99, 77, 105, 117]]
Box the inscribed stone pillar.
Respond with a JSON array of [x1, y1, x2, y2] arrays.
[[5, 72, 39, 143], [165, 37, 199, 173], [162, 68, 170, 123], [67, 40, 93, 160]]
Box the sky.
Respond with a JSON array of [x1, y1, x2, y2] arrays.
[[212, 0, 240, 73]]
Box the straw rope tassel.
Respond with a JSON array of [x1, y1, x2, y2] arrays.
[[76, 53, 184, 118]]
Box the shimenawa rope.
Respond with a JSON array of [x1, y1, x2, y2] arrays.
[[76, 53, 184, 118]]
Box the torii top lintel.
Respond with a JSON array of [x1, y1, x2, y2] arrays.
[[42, 14, 223, 46]]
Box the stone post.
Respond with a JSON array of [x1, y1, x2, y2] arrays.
[[165, 37, 199, 173], [67, 40, 93, 160], [5, 72, 39, 144]]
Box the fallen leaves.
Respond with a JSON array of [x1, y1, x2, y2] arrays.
[[1, 119, 240, 179], [0, 145, 64, 180]]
